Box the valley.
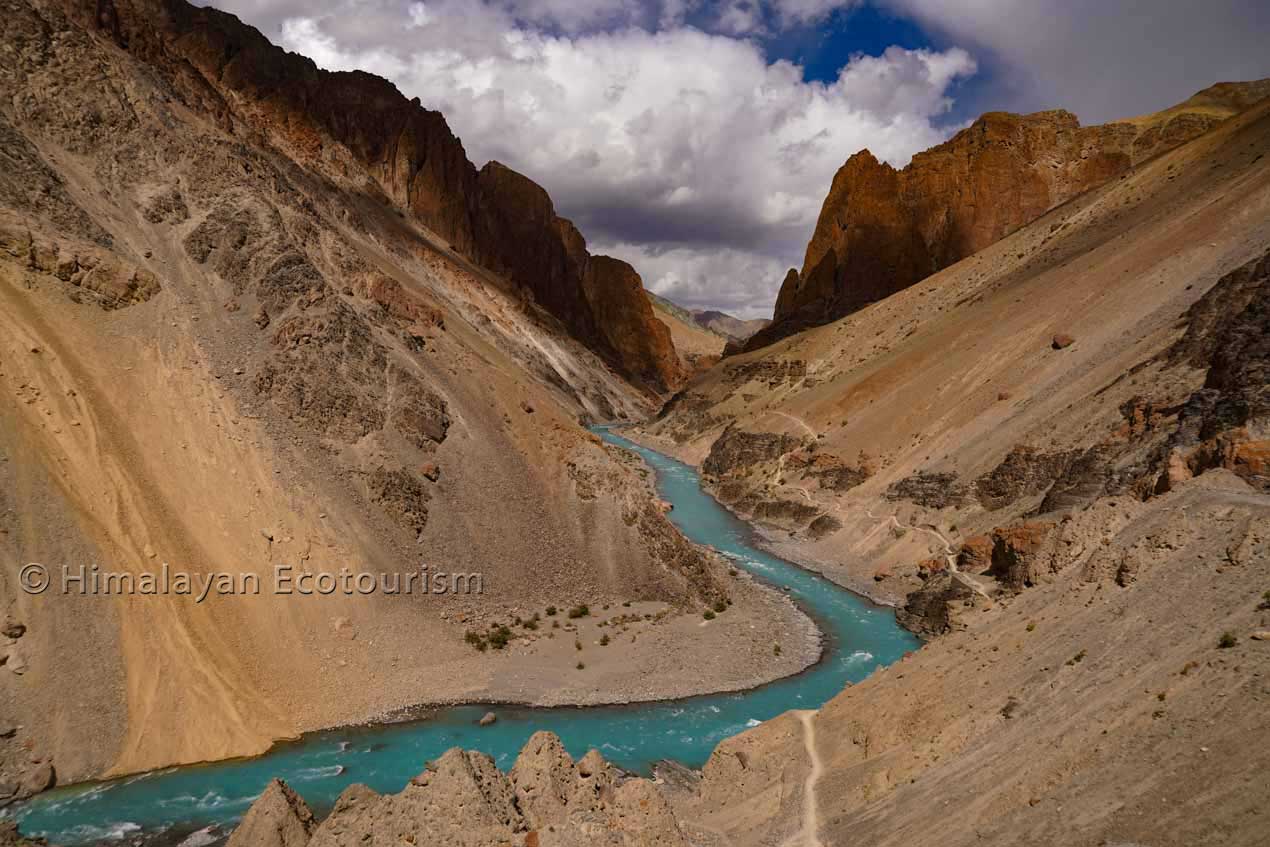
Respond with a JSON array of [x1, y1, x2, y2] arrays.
[[0, 1, 1267, 845]]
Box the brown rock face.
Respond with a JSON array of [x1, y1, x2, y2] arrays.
[[78, 0, 679, 391], [989, 521, 1057, 592], [750, 80, 1270, 350], [581, 255, 683, 391]]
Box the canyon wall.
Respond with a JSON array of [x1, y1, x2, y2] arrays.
[[748, 79, 1270, 350], [81, 0, 681, 392]]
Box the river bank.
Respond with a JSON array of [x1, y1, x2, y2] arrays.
[[9, 427, 919, 845], [616, 425, 916, 612]]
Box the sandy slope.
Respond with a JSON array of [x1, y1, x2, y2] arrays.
[[0, 0, 814, 788]]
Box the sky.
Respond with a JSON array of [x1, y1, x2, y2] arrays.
[[210, 0, 1270, 318]]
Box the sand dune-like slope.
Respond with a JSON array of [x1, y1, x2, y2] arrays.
[[0, 0, 813, 790]]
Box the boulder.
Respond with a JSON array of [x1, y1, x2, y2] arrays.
[[19, 762, 54, 797], [1052, 333, 1075, 350], [478, 711, 497, 726]]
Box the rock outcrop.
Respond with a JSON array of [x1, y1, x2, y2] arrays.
[[74, 0, 680, 391], [749, 79, 1270, 350], [226, 779, 315, 847], [228, 732, 689, 847]]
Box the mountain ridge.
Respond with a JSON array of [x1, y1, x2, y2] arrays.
[[78, 0, 684, 393], [748, 77, 1270, 351]]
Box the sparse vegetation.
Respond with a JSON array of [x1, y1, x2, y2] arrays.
[[574, 639, 583, 651], [703, 610, 716, 621], [568, 604, 590, 619], [464, 630, 488, 652], [1001, 696, 1021, 719], [712, 599, 728, 614], [487, 624, 513, 650], [1066, 649, 1087, 666], [576, 662, 585, 670], [1218, 631, 1238, 649], [1025, 621, 1036, 632], [546, 605, 558, 617], [599, 634, 610, 646], [773, 643, 782, 656]]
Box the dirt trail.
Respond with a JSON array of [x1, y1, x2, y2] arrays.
[[865, 508, 989, 597], [769, 410, 817, 438], [783, 709, 823, 847]]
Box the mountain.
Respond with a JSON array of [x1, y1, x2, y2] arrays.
[[223, 81, 1270, 847], [0, 0, 817, 792], [90, 0, 682, 394], [747, 78, 1270, 351], [647, 292, 727, 377], [691, 309, 770, 344], [624, 89, 1270, 844]]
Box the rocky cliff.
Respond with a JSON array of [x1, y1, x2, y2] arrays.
[[76, 0, 681, 392], [749, 79, 1270, 350]]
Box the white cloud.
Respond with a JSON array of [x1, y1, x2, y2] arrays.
[[213, 0, 976, 316], [596, 240, 790, 318]]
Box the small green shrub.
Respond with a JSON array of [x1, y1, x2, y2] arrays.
[[576, 662, 585, 670], [712, 599, 728, 614], [546, 605, 558, 616], [1218, 632, 1238, 649], [599, 634, 610, 646], [703, 610, 716, 621], [487, 625, 513, 650], [567, 604, 590, 619], [773, 643, 782, 656]]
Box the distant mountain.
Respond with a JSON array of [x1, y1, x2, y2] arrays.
[[691, 309, 770, 343], [647, 292, 726, 376]]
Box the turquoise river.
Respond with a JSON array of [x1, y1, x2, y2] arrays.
[[10, 426, 919, 844]]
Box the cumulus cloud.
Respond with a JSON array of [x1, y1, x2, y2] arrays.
[[213, 0, 975, 317]]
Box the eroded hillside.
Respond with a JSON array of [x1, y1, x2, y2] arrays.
[[0, 0, 814, 796], [621, 87, 1270, 847]]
